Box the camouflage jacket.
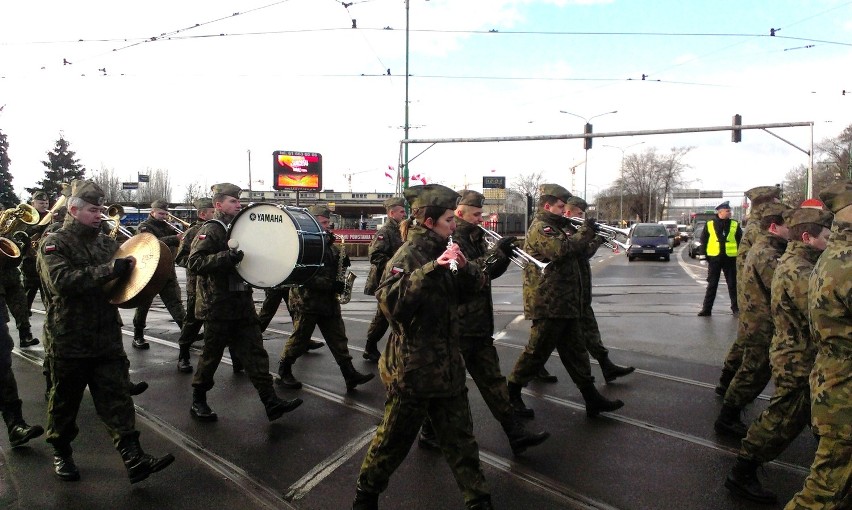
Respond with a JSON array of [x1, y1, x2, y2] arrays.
[[187, 211, 254, 321], [454, 218, 511, 338], [377, 225, 484, 398], [36, 219, 124, 358], [289, 234, 348, 316], [769, 241, 822, 382], [364, 217, 403, 295], [174, 220, 203, 268], [566, 223, 605, 308], [737, 202, 773, 275], [137, 216, 181, 248], [22, 220, 48, 262], [808, 219, 852, 440], [522, 210, 596, 320], [740, 231, 788, 346]]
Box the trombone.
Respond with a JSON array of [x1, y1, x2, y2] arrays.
[[567, 217, 630, 251], [478, 226, 549, 273], [101, 205, 134, 239], [166, 212, 190, 234]]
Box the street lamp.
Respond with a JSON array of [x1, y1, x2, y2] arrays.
[[602, 141, 645, 227], [559, 109, 617, 200]]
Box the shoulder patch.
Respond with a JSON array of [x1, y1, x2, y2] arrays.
[[377, 234, 384, 240], [44, 244, 57, 253], [197, 234, 207, 240], [390, 266, 404, 275], [542, 225, 559, 235]]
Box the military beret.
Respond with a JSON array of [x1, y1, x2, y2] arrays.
[[404, 184, 460, 210], [818, 179, 852, 214], [746, 185, 781, 202], [31, 191, 48, 202], [565, 196, 588, 211], [150, 199, 169, 211], [71, 180, 106, 207], [783, 207, 834, 229], [457, 190, 485, 208], [308, 204, 333, 218], [715, 201, 731, 211], [761, 202, 791, 218], [383, 196, 405, 210], [211, 183, 242, 200], [539, 183, 572, 202], [193, 197, 214, 210]]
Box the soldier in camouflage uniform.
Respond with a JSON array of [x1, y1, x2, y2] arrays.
[[21, 191, 50, 312], [785, 180, 852, 510], [37, 180, 174, 483], [506, 184, 624, 419], [131, 199, 186, 349], [716, 185, 783, 395], [715, 201, 791, 437], [352, 184, 492, 510], [0, 249, 39, 348], [276, 205, 374, 391], [725, 207, 833, 504], [187, 183, 303, 423], [362, 196, 406, 362], [416, 190, 550, 455]]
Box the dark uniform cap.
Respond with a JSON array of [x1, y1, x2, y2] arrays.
[[565, 196, 588, 211], [71, 180, 106, 206], [404, 184, 460, 210], [31, 191, 48, 202], [383, 196, 405, 209], [818, 179, 852, 214], [762, 202, 791, 218], [783, 207, 834, 229], [193, 197, 214, 210], [746, 185, 781, 201], [539, 183, 572, 202], [715, 201, 731, 211], [457, 190, 485, 208], [151, 199, 169, 211], [308, 205, 333, 218], [211, 183, 242, 199]]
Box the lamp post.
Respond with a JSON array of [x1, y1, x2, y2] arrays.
[[602, 141, 644, 227], [559, 109, 617, 200]]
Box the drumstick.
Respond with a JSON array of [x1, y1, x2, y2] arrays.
[[227, 239, 239, 250]]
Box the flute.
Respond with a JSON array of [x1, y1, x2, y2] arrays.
[[447, 235, 458, 274]]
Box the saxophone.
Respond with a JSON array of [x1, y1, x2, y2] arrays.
[[334, 234, 357, 304]]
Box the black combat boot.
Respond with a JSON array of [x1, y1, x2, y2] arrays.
[[535, 367, 558, 383], [190, 388, 218, 422], [715, 368, 735, 397], [352, 487, 379, 510], [132, 328, 149, 350], [276, 358, 302, 389], [341, 361, 375, 391], [18, 327, 39, 348], [53, 446, 80, 481], [507, 381, 534, 418], [129, 381, 149, 396], [177, 346, 193, 373], [3, 401, 45, 447], [599, 355, 635, 384], [579, 384, 624, 417], [724, 457, 777, 504], [117, 436, 175, 484], [417, 419, 440, 451], [714, 404, 747, 438], [362, 339, 381, 362], [504, 417, 550, 455], [261, 392, 303, 421], [307, 339, 325, 351], [466, 496, 494, 510]]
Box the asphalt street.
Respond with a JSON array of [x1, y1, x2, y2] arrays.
[[0, 244, 814, 509]]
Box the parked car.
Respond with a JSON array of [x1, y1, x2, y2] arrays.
[[677, 224, 690, 243], [627, 223, 671, 261], [688, 224, 705, 259]]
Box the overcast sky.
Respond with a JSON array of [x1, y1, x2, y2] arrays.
[[1, 0, 851, 203]]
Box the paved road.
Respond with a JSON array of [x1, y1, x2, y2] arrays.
[[1, 244, 813, 509]]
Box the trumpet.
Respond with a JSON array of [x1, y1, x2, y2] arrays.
[[101, 205, 134, 240], [479, 226, 549, 273], [567, 217, 630, 251], [166, 212, 190, 234]]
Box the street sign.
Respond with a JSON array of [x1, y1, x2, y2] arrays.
[[122, 182, 139, 190], [671, 189, 724, 199]]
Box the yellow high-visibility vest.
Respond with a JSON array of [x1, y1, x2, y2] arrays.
[[705, 219, 738, 257]]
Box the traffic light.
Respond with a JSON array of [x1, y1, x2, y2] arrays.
[[584, 123, 593, 150], [731, 114, 742, 143]]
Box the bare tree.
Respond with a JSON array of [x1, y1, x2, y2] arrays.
[[182, 181, 207, 205], [509, 171, 546, 205], [783, 123, 852, 204], [137, 168, 173, 204], [613, 146, 693, 222], [91, 165, 135, 204]]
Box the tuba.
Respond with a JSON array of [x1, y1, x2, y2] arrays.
[[0, 204, 39, 267], [30, 195, 68, 249], [333, 234, 357, 304]]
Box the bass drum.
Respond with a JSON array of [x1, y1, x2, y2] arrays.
[[227, 203, 325, 288]]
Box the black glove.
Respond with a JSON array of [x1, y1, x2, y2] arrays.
[[333, 280, 346, 294], [583, 217, 597, 230], [229, 249, 244, 265], [111, 257, 134, 279], [495, 236, 517, 257]]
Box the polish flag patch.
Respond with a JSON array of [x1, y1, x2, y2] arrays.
[[44, 244, 57, 253], [377, 234, 384, 240], [197, 234, 207, 240], [390, 266, 404, 275]]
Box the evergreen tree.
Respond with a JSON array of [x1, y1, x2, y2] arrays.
[[26, 135, 86, 200], [0, 128, 20, 207]]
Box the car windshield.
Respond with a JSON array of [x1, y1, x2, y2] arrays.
[[633, 225, 666, 237]]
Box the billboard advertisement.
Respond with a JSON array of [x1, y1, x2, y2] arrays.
[[273, 151, 322, 191]]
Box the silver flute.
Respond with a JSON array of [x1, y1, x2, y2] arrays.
[[447, 235, 458, 274]]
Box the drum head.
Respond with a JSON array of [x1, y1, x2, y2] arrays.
[[229, 203, 300, 288], [105, 233, 173, 308]]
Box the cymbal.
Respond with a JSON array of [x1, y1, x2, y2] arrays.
[[104, 232, 174, 308]]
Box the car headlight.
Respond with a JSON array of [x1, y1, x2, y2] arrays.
[[657, 244, 669, 248]]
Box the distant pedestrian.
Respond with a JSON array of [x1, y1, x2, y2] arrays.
[[698, 201, 742, 316]]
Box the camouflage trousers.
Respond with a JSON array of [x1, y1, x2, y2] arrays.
[[460, 336, 514, 430], [281, 311, 352, 365], [46, 355, 138, 450], [192, 317, 274, 400], [784, 436, 852, 510], [508, 318, 593, 388], [258, 288, 289, 333], [0, 301, 11, 376], [20, 257, 43, 311], [366, 305, 390, 344], [0, 266, 31, 333], [356, 388, 490, 504], [133, 273, 186, 331], [178, 273, 201, 347], [740, 379, 810, 463], [582, 308, 609, 363], [723, 338, 771, 409]]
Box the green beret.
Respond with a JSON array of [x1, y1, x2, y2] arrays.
[[193, 197, 214, 210], [308, 204, 332, 218], [71, 180, 106, 207], [457, 190, 485, 208], [746, 185, 781, 202], [783, 207, 834, 229], [539, 183, 572, 202], [31, 191, 48, 202], [151, 199, 169, 211], [383, 196, 405, 210], [762, 202, 791, 218], [818, 179, 852, 214], [404, 184, 460, 210], [565, 196, 588, 211], [211, 183, 242, 200]]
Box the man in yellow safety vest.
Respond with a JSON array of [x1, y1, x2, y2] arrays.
[[698, 201, 742, 316]]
